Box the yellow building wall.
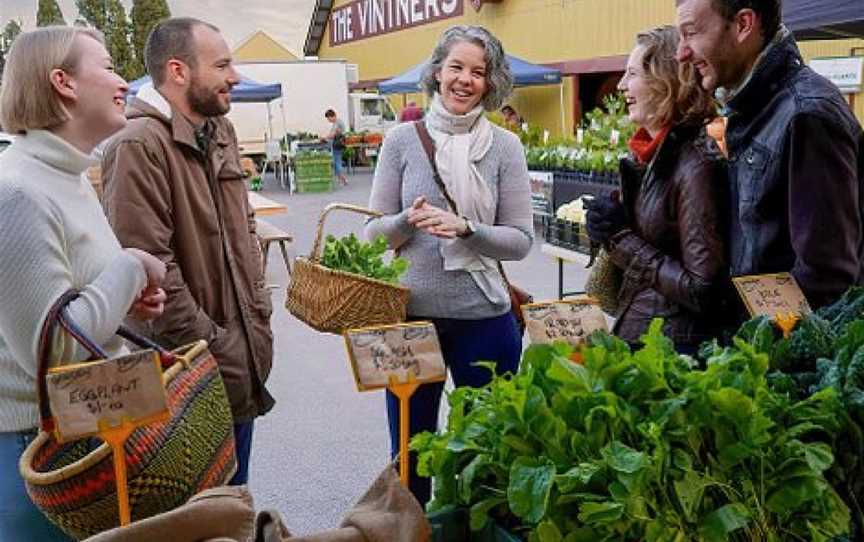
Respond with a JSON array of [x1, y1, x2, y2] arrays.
[[317, 0, 863, 132], [798, 38, 864, 123]]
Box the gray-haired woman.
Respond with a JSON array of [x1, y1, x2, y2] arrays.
[[365, 25, 533, 505]]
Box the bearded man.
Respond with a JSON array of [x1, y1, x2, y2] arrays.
[[101, 17, 275, 485]]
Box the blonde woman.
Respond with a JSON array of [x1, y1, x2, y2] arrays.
[[585, 26, 730, 353], [0, 27, 166, 539]]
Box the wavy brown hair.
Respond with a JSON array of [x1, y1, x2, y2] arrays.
[[635, 25, 717, 127]]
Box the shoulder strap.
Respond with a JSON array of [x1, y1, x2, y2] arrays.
[[414, 121, 459, 215]]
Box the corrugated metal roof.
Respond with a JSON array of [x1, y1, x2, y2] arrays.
[[304, 0, 334, 56]]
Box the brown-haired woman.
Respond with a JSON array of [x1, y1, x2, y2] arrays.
[[585, 25, 730, 353]]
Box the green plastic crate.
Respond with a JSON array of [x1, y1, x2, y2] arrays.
[[295, 178, 333, 193], [295, 163, 332, 180]]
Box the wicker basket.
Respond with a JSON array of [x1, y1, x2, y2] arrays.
[[286, 203, 410, 334], [20, 340, 236, 540]]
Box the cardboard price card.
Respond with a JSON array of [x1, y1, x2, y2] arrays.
[[343, 322, 447, 392], [732, 272, 812, 318], [522, 299, 609, 346], [46, 350, 168, 442]]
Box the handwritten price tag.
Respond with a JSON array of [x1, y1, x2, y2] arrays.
[[732, 272, 812, 318], [46, 350, 168, 442], [522, 299, 608, 346], [343, 322, 446, 392]]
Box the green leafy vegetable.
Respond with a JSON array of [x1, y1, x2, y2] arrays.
[[320, 233, 409, 284]]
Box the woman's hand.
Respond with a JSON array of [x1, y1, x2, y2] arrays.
[[129, 286, 166, 321], [407, 197, 468, 239]]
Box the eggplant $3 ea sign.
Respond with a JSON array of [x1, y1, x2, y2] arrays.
[[46, 350, 168, 442], [343, 322, 446, 391], [522, 299, 609, 347]]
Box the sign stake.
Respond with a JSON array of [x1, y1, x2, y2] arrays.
[[98, 418, 137, 525], [388, 373, 420, 487], [775, 311, 800, 339]]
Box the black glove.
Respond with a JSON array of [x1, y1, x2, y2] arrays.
[[585, 194, 628, 245]]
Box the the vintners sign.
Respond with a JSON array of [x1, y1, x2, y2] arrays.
[[330, 0, 464, 47]]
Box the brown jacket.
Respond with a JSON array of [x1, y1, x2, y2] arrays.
[[102, 89, 274, 422], [610, 123, 732, 348]]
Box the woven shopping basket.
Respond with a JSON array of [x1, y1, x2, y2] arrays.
[[286, 202, 410, 334], [20, 291, 237, 541]]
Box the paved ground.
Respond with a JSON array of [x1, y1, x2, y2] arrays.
[[247, 168, 590, 534]]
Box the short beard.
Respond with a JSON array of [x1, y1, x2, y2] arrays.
[[187, 79, 230, 118]]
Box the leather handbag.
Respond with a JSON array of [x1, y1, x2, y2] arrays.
[[414, 121, 533, 335], [20, 291, 237, 540]]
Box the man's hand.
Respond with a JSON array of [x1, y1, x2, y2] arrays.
[[129, 286, 166, 321], [125, 248, 166, 291], [407, 197, 467, 239], [585, 194, 628, 245]]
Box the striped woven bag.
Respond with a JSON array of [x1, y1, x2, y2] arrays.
[[19, 291, 237, 540]]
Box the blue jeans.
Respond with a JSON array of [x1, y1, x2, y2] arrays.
[[0, 430, 73, 541], [386, 313, 521, 505], [228, 420, 254, 485], [332, 148, 344, 177]]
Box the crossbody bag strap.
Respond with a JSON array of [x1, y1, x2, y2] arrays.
[[414, 121, 459, 215], [413, 121, 515, 286]]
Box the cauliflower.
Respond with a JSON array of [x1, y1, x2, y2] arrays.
[[555, 196, 592, 223]]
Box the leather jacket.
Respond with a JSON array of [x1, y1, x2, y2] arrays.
[[724, 32, 864, 309], [609, 123, 731, 347]]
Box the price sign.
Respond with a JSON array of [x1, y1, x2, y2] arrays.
[[46, 350, 168, 442], [522, 299, 608, 346], [344, 322, 446, 392], [732, 272, 812, 318]]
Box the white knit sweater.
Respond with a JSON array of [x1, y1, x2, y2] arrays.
[[0, 130, 146, 432]]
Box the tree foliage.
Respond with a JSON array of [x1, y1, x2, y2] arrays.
[[0, 20, 23, 79], [131, 0, 170, 74], [75, 0, 146, 80], [37, 0, 67, 27]]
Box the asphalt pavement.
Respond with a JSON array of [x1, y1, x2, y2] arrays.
[[247, 168, 590, 534]]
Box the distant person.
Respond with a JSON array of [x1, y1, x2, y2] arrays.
[[500, 104, 524, 131], [0, 26, 165, 540], [365, 24, 532, 506], [101, 17, 275, 486], [323, 108, 348, 186], [399, 100, 424, 122], [676, 0, 864, 309], [585, 25, 730, 354]]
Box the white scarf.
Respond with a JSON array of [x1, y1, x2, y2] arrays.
[[425, 94, 507, 306]]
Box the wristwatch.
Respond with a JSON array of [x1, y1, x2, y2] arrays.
[[459, 217, 476, 238]]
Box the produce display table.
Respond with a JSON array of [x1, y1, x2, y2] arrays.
[[248, 192, 287, 217], [541, 242, 588, 299]]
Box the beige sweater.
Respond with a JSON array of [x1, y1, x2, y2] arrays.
[[0, 130, 146, 432]]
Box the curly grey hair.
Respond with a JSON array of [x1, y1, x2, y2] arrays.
[[420, 25, 513, 112]]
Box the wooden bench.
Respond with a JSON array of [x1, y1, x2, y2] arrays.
[[255, 218, 293, 277]]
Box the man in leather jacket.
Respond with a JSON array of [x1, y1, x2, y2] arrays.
[[674, 0, 864, 310]]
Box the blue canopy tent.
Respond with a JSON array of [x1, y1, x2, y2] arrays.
[[783, 0, 864, 40], [127, 75, 283, 102], [378, 54, 565, 131]]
